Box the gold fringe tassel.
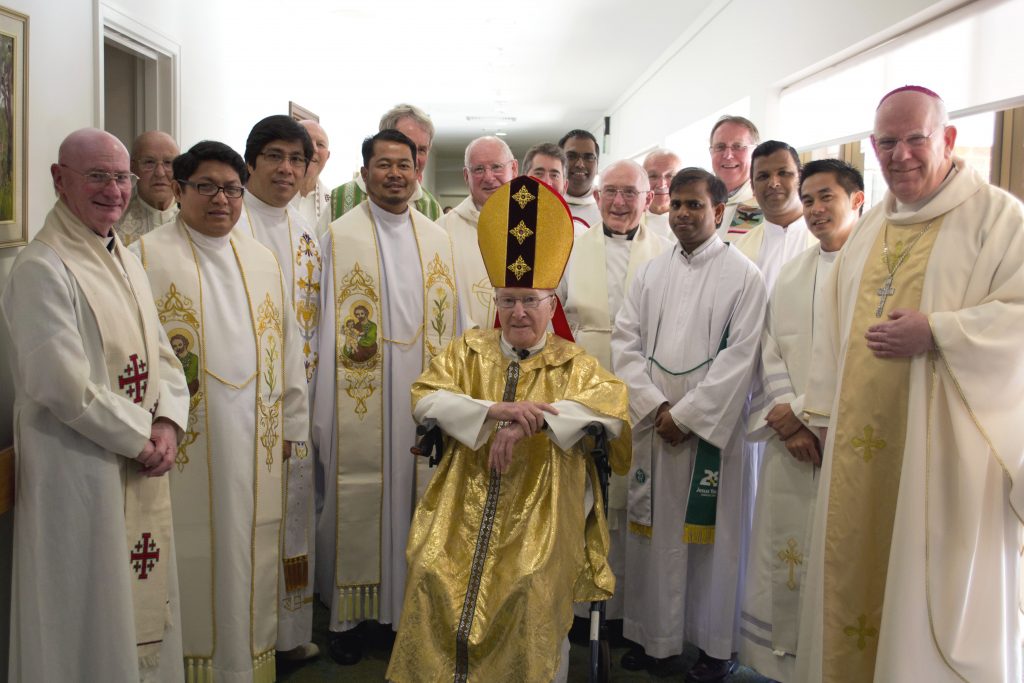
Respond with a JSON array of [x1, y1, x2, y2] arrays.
[[283, 554, 309, 592], [683, 524, 715, 545], [337, 584, 381, 623], [184, 656, 214, 683], [253, 649, 276, 683], [628, 521, 653, 538]]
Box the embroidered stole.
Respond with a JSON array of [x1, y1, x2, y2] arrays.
[[140, 220, 285, 681], [329, 202, 457, 621], [36, 202, 170, 668], [821, 217, 943, 682]]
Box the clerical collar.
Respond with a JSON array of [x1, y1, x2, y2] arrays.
[[99, 232, 116, 252], [244, 191, 287, 218], [368, 199, 411, 231], [184, 223, 232, 249], [603, 224, 638, 240], [894, 163, 958, 214], [499, 334, 546, 360]]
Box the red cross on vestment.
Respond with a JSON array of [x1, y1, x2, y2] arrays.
[[130, 532, 160, 580], [118, 353, 149, 404]]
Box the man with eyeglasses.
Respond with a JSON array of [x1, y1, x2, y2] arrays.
[[133, 139, 310, 680], [313, 129, 458, 666], [330, 103, 443, 221], [291, 119, 332, 238], [239, 113, 323, 663], [387, 176, 629, 683], [734, 141, 816, 293], [441, 135, 519, 330], [708, 115, 763, 242], [794, 86, 1024, 683], [559, 129, 602, 231], [2, 128, 189, 682], [641, 148, 682, 241], [613, 167, 766, 682], [115, 130, 180, 246]]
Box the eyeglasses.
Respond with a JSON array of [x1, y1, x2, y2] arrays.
[[177, 179, 245, 199], [601, 187, 644, 201], [259, 150, 309, 168], [873, 129, 942, 153], [494, 293, 555, 309], [565, 152, 598, 163], [60, 164, 138, 188], [137, 158, 174, 173], [709, 143, 753, 155], [468, 160, 513, 177]]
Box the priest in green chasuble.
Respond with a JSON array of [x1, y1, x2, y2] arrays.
[[136, 141, 309, 682], [387, 176, 631, 683], [796, 86, 1024, 683]]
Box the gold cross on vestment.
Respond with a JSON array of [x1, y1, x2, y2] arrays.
[[851, 425, 886, 462], [843, 614, 878, 651], [777, 538, 803, 590]]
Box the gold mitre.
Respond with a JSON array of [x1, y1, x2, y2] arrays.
[[478, 176, 574, 289]]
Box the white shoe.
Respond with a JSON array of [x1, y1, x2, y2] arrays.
[[278, 642, 320, 662]]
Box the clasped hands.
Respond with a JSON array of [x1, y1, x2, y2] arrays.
[[136, 417, 179, 477], [865, 308, 932, 358], [765, 403, 821, 466], [655, 402, 690, 448], [485, 401, 559, 474]]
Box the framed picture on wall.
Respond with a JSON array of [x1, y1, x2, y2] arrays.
[[0, 6, 26, 249], [289, 101, 318, 123]]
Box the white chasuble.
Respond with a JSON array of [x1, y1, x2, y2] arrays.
[[739, 245, 834, 680], [239, 193, 323, 648], [612, 237, 766, 660], [440, 196, 493, 330], [313, 200, 458, 631], [139, 220, 308, 682], [797, 159, 1024, 683], [3, 201, 189, 683]]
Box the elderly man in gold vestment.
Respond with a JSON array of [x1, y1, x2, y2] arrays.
[[387, 177, 631, 683]]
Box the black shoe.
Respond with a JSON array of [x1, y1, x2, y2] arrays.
[[621, 645, 655, 671], [327, 631, 363, 666], [684, 651, 737, 683]]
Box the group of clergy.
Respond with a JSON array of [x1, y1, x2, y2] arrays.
[[3, 84, 1022, 683]]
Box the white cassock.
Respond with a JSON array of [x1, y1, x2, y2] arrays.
[[557, 221, 672, 620], [3, 209, 189, 683], [612, 236, 766, 660], [643, 210, 673, 241], [313, 200, 457, 631], [290, 179, 331, 239], [734, 216, 815, 293], [439, 196, 491, 330], [796, 159, 1024, 683], [718, 180, 756, 242], [239, 192, 322, 649], [116, 194, 178, 246], [565, 190, 601, 231], [739, 245, 836, 681]]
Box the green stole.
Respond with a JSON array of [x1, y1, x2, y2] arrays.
[[139, 220, 286, 682], [329, 202, 457, 620]]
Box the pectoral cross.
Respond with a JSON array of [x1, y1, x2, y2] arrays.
[[875, 276, 895, 317]]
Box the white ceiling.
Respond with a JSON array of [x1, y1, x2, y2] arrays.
[[231, 0, 707, 164]]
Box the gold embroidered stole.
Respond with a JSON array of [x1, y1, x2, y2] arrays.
[[329, 203, 457, 621], [822, 217, 944, 681], [140, 220, 285, 679], [35, 201, 170, 666]]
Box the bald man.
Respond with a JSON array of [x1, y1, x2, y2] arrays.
[[3, 128, 189, 681], [796, 85, 1024, 683], [440, 135, 518, 329], [116, 130, 180, 245], [641, 149, 681, 240], [291, 119, 332, 237]]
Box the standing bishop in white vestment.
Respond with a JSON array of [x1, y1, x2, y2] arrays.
[[312, 129, 459, 664], [613, 168, 766, 680], [3, 129, 189, 683], [796, 87, 1024, 683], [739, 160, 864, 681], [137, 140, 309, 682], [239, 116, 323, 656]]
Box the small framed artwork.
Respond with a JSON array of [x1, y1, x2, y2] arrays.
[[0, 6, 26, 249], [289, 101, 317, 123]]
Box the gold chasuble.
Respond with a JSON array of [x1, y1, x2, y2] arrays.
[[35, 202, 171, 668], [139, 220, 288, 682], [822, 217, 943, 681], [329, 201, 457, 620]]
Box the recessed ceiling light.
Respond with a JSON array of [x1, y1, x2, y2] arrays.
[[495, 131, 507, 136]]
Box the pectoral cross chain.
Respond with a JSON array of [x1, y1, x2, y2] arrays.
[[875, 276, 895, 317]]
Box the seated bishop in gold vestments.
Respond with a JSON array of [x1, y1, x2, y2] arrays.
[[386, 177, 632, 683]]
